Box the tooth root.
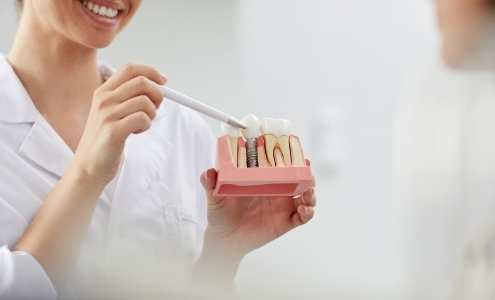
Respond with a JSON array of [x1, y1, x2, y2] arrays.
[[263, 134, 277, 167], [290, 136, 305, 167], [257, 147, 268, 167], [238, 144, 247, 168], [276, 136, 292, 166], [228, 137, 238, 167], [273, 148, 285, 167], [257, 138, 269, 167]]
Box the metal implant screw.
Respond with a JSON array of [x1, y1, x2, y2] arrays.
[[246, 138, 258, 168]]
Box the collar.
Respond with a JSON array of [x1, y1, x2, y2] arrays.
[[0, 53, 39, 123]]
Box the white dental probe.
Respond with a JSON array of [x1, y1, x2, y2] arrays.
[[162, 86, 246, 129]]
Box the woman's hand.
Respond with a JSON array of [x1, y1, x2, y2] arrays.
[[191, 163, 316, 297], [199, 161, 316, 261], [72, 64, 166, 186]]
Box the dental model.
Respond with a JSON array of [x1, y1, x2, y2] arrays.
[[240, 115, 260, 168], [216, 114, 313, 196], [261, 118, 292, 167], [221, 122, 240, 167]]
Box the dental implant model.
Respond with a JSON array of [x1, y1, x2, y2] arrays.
[[214, 114, 313, 197], [240, 115, 260, 168]]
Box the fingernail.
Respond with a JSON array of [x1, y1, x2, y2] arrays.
[[203, 170, 209, 181], [304, 206, 309, 214], [160, 72, 168, 82]]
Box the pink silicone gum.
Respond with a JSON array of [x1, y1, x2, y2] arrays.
[[213, 134, 314, 196]]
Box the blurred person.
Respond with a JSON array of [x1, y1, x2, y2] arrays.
[[393, 0, 495, 299], [0, 0, 317, 299]]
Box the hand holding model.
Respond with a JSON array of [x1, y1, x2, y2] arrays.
[[192, 114, 317, 297]]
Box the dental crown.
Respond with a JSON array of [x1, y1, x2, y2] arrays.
[[222, 114, 304, 168]]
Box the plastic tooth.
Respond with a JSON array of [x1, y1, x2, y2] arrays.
[[263, 134, 278, 167], [261, 118, 292, 167], [277, 135, 292, 166], [221, 123, 240, 166]]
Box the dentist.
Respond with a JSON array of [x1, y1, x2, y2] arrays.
[[0, 0, 317, 299]]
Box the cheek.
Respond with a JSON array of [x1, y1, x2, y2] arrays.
[[127, 0, 144, 20]]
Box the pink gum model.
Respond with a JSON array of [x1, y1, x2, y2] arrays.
[[213, 134, 314, 197]]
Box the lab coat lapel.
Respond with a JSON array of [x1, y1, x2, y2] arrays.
[[0, 53, 74, 179], [18, 113, 74, 179], [107, 111, 172, 231]]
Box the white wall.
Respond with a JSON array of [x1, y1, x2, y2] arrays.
[[235, 1, 437, 299], [0, 1, 438, 299]]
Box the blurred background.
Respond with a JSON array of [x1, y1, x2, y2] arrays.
[[3, 0, 494, 299]]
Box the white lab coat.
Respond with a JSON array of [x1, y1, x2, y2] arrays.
[[0, 53, 216, 299], [393, 57, 495, 300]]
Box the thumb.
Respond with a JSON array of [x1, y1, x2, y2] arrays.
[[200, 168, 218, 195]]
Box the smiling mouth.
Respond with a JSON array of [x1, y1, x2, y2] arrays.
[[79, 1, 120, 18]]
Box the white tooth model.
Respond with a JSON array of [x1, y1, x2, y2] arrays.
[[261, 117, 292, 167], [240, 115, 261, 168], [221, 122, 240, 167]]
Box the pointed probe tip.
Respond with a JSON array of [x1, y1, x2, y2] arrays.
[[228, 119, 247, 129]]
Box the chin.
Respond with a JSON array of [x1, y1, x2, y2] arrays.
[[441, 14, 495, 70], [442, 37, 495, 71], [80, 35, 116, 49], [441, 43, 465, 69]]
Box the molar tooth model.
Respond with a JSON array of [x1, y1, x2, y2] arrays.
[[214, 115, 313, 197]]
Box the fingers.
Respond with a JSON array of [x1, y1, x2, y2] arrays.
[[200, 168, 218, 194], [292, 185, 316, 226], [117, 111, 153, 136], [112, 75, 165, 110], [200, 168, 226, 207], [293, 187, 316, 210], [103, 63, 167, 91], [296, 205, 314, 225], [89, 63, 166, 141], [302, 186, 317, 207], [305, 158, 311, 167], [112, 95, 158, 121]]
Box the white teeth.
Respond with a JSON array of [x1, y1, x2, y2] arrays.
[[106, 8, 116, 17], [280, 119, 291, 136], [222, 115, 296, 168], [240, 115, 260, 140], [261, 118, 292, 166], [221, 122, 240, 138], [261, 118, 291, 137], [82, 1, 119, 18]]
